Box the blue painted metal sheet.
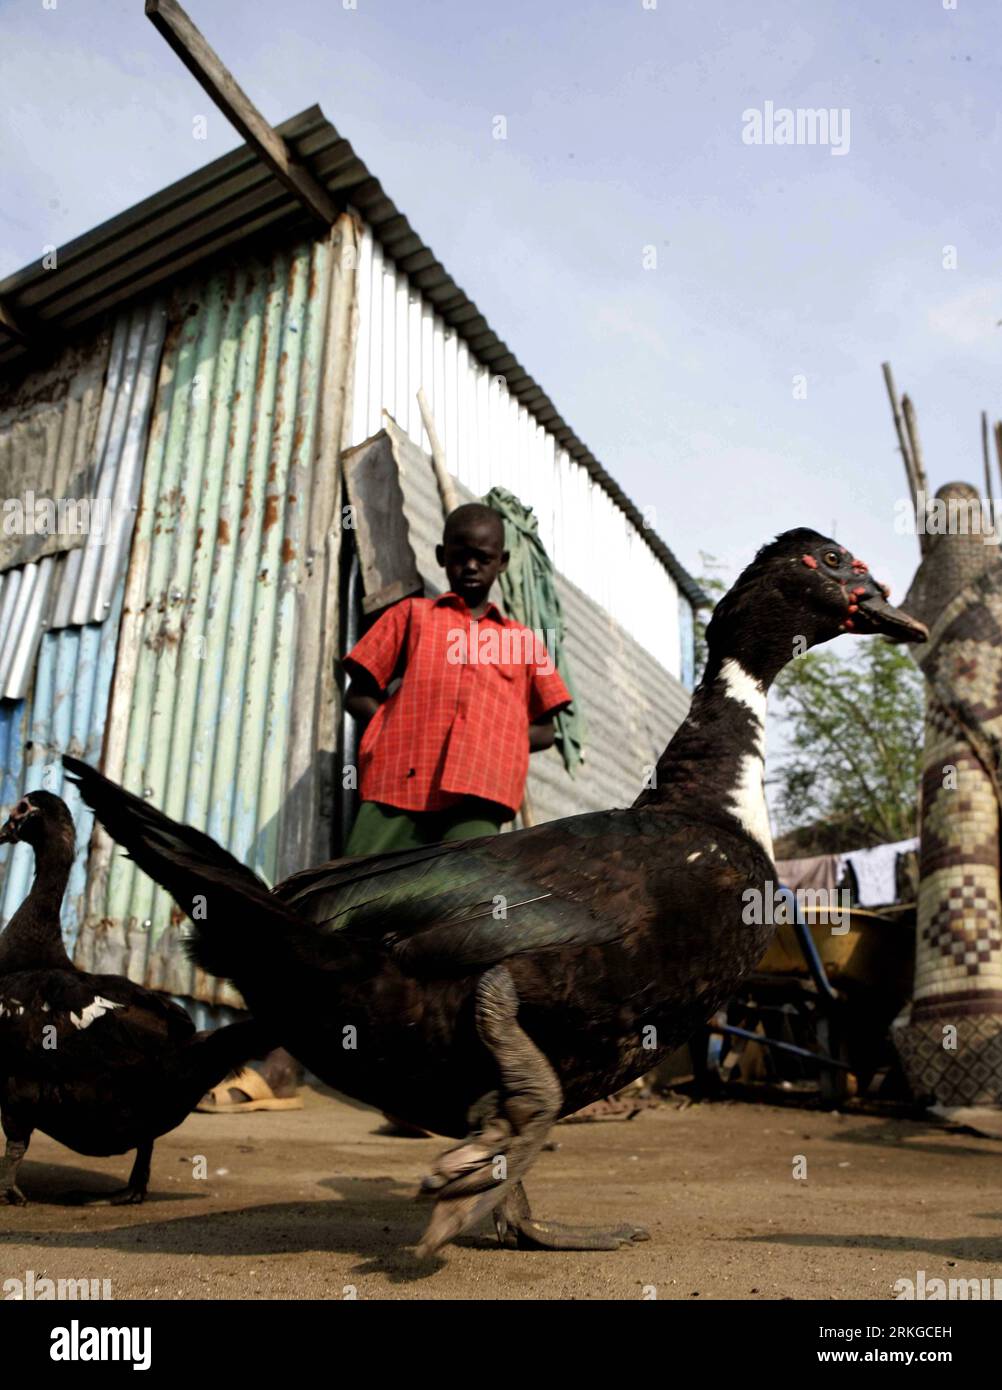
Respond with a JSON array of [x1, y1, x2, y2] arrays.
[[0, 586, 124, 952]]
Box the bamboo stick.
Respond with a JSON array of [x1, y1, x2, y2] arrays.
[[881, 363, 921, 532], [982, 411, 993, 529], [901, 396, 928, 497], [900, 393, 930, 554], [416, 387, 459, 514]]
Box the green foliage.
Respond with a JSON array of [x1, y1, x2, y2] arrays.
[[771, 640, 924, 846]]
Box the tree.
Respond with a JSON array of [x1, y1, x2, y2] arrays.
[[770, 639, 924, 849]]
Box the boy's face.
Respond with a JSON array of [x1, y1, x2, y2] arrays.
[[436, 519, 509, 609]]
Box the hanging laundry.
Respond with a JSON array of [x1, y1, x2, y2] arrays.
[[843, 838, 919, 907]]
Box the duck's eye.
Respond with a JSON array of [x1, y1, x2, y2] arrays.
[[824, 551, 840, 568]]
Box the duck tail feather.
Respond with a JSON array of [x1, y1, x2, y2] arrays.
[[63, 755, 304, 983], [184, 1018, 279, 1096]]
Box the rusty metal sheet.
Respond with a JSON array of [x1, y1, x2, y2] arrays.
[[0, 301, 166, 701], [76, 230, 349, 1006], [0, 325, 110, 572]]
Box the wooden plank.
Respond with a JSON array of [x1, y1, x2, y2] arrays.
[[0, 298, 27, 343], [145, 0, 339, 226], [342, 431, 423, 614]]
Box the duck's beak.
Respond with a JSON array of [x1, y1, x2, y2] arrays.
[[853, 579, 928, 644], [0, 814, 17, 845]]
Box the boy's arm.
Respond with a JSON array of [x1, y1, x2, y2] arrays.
[[345, 667, 385, 726], [529, 716, 556, 753], [526, 641, 573, 753], [342, 601, 411, 728]]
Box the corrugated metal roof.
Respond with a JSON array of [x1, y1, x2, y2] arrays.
[[0, 105, 703, 607], [0, 300, 166, 699]]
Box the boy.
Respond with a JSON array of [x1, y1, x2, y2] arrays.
[[343, 503, 572, 855]]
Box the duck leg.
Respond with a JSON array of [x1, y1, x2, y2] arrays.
[[493, 1180, 649, 1250], [418, 965, 648, 1256], [70, 1138, 154, 1206], [109, 1139, 153, 1205], [0, 1119, 30, 1206], [416, 964, 560, 1257]]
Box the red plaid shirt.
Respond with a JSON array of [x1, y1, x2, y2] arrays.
[[344, 593, 572, 817]]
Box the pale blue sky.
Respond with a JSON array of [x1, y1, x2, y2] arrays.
[[3, 0, 1001, 619]]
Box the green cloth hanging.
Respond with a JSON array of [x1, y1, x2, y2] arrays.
[[482, 486, 585, 775]]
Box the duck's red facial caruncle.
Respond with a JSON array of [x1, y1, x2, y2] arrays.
[[803, 541, 927, 644]]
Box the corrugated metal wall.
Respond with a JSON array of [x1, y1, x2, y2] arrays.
[[382, 421, 690, 826], [0, 302, 166, 699], [0, 300, 166, 950], [0, 593, 124, 953], [76, 233, 348, 1005], [349, 225, 686, 678]]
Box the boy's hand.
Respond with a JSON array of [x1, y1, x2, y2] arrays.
[[529, 717, 556, 753], [345, 669, 385, 727]]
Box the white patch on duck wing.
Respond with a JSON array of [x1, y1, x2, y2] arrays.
[[69, 996, 123, 1030], [718, 658, 773, 859]]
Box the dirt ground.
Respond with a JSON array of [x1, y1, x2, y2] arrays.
[[2, 1086, 1000, 1301]]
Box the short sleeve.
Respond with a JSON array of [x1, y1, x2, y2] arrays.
[[344, 600, 411, 691], [527, 635, 572, 722]]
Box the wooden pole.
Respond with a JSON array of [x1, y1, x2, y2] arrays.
[[901, 396, 928, 497], [416, 387, 459, 514], [882, 362, 918, 508], [145, 0, 339, 226], [994, 421, 1002, 496], [900, 394, 930, 555], [980, 410, 993, 532]]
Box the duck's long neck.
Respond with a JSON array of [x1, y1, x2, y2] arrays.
[[0, 836, 75, 974], [635, 654, 774, 860]]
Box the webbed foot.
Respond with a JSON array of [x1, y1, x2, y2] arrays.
[[494, 1180, 648, 1251]]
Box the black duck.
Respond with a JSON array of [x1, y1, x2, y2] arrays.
[[65, 529, 926, 1249], [0, 790, 272, 1204]]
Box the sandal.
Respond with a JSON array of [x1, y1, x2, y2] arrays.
[[196, 1066, 303, 1114]]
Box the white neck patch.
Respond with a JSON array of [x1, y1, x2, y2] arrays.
[[719, 658, 767, 727], [717, 658, 773, 858]]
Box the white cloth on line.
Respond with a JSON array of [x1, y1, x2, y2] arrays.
[[843, 838, 918, 907]]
